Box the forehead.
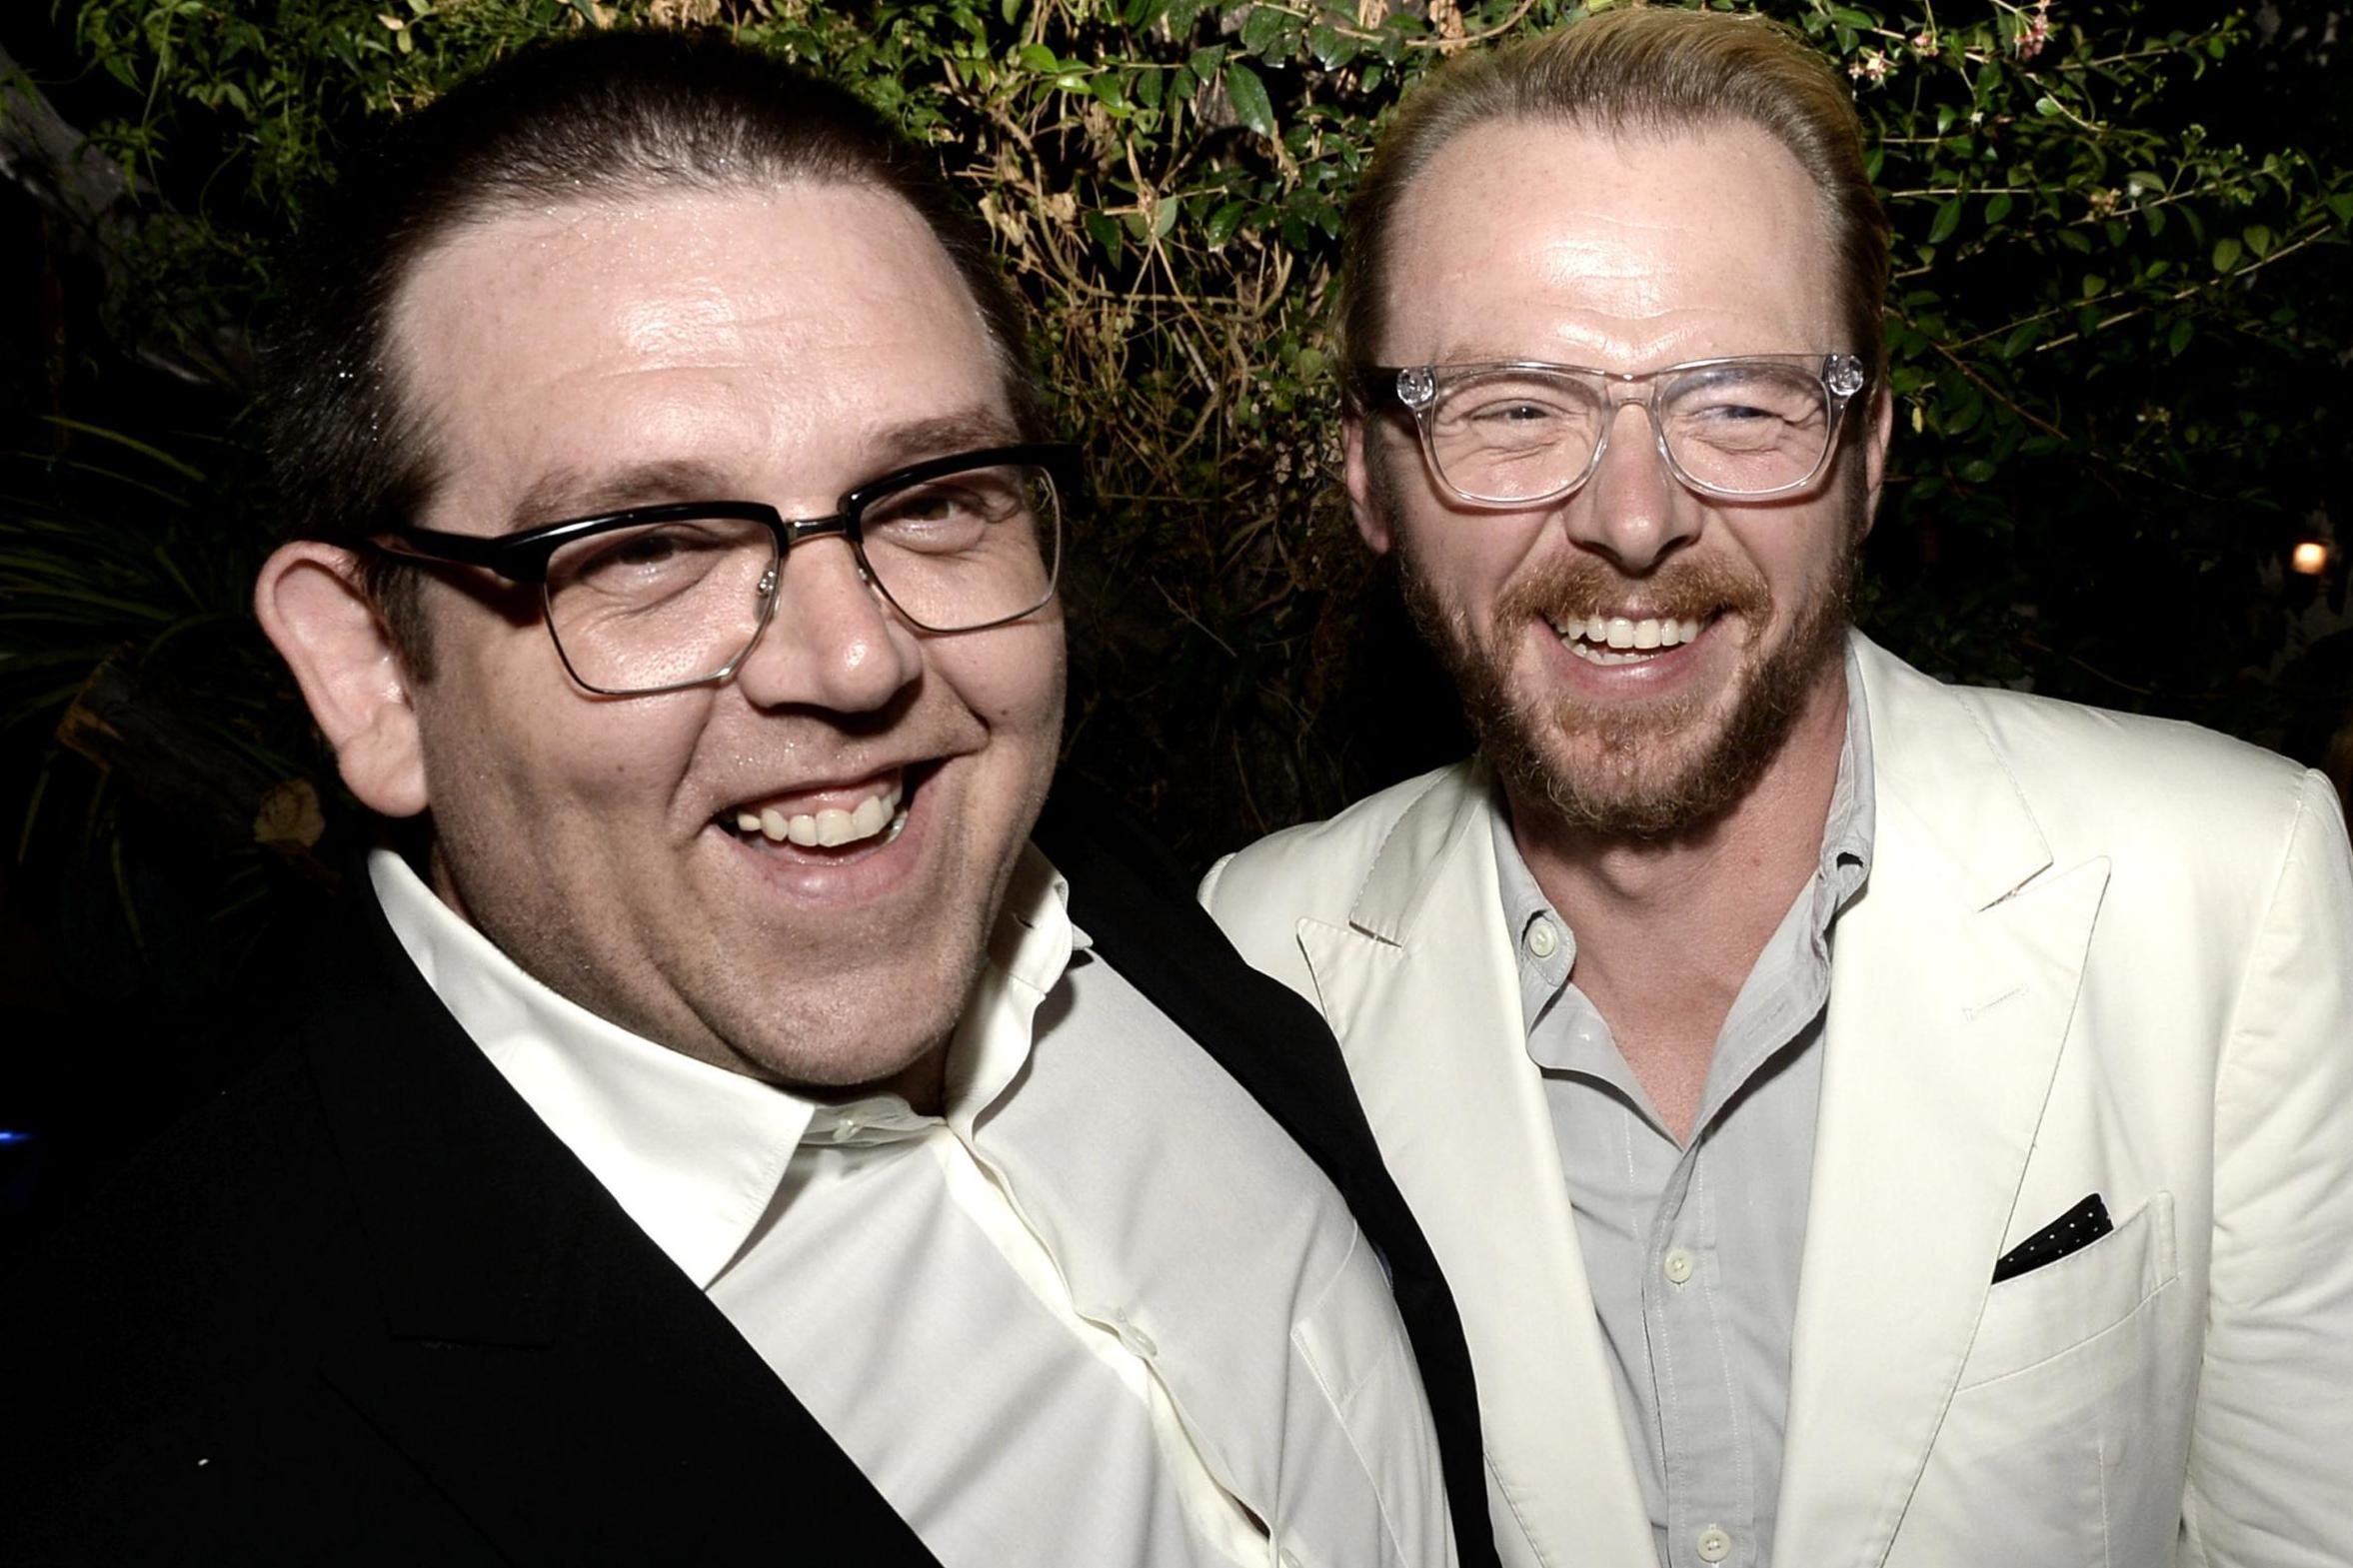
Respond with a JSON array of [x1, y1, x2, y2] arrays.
[[390, 183, 1007, 522], [1377, 116, 1837, 369]]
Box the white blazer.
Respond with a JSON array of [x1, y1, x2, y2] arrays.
[[1202, 634, 2353, 1568]]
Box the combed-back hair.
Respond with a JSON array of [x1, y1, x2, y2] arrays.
[[1338, 6, 1888, 394], [263, 28, 1045, 672]]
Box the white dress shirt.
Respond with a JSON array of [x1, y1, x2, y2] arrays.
[[372, 844, 1454, 1568]]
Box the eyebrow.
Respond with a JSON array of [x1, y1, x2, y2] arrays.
[[507, 407, 1028, 531]]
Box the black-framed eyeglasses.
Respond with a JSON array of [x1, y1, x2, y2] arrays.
[[370, 443, 1074, 697], [1353, 354, 1870, 506]]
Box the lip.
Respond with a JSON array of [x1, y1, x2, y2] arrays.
[[1537, 612, 1730, 696], [707, 760, 942, 906], [719, 766, 908, 823]]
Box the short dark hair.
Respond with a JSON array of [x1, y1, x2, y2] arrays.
[[264, 28, 1045, 672], [1339, 8, 1888, 393]]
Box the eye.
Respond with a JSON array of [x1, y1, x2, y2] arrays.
[[552, 519, 751, 597], [865, 475, 1025, 552]]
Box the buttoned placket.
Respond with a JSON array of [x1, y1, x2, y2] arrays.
[[1496, 670, 1873, 1568]]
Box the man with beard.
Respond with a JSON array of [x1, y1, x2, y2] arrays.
[[0, 33, 1497, 1567], [1202, 10, 2353, 1567]]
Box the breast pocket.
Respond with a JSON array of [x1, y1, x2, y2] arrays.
[[1893, 1194, 2195, 1568], [1961, 1190, 2178, 1388]]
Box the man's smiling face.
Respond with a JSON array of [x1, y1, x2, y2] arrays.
[[1350, 118, 1884, 838], [382, 182, 1064, 1088]]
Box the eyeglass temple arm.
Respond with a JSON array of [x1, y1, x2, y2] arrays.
[[369, 523, 558, 584]]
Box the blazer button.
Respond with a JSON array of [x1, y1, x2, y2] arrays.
[[1696, 1526, 1732, 1563]]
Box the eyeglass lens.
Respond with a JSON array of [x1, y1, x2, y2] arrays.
[[1425, 362, 1837, 503], [541, 462, 1061, 695]]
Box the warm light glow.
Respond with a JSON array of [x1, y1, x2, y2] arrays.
[[2291, 541, 2331, 576]]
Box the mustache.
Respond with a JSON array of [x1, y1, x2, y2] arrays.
[[1491, 551, 1773, 629]]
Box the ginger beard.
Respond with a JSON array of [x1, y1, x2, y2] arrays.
[[1385, 457, 1864, 841]]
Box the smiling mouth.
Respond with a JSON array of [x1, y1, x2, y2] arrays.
[[1546, 611, 1713, 667], [715, 771, 912, 851]]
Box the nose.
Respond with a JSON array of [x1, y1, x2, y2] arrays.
[[1556, 400, 1702, 574], [731, 536, 923, 713]]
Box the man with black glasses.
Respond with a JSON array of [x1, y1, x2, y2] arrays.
[[1204, 9, 2353, 1566], [1, 33, 1493, 1568]]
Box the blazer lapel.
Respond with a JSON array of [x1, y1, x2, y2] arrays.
[[1299, 764, 1655, 1567], [300, 890, 941, 1565], [1773, 640, 2108, 1568]]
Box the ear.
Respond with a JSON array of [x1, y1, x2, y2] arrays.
[[1342, 414, 1393, 555], [1858, 386, 1895, 543], [254, 543, 430, 818]]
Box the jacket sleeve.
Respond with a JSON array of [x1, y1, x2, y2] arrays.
[[2181, 770, 2353, 1565]]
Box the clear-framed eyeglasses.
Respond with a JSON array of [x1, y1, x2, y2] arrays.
[[1354, 354, 1870, 506], [369, 443, 1074, 697]]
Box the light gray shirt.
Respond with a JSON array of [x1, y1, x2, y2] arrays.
[[1489, 654, 1873, 1568]]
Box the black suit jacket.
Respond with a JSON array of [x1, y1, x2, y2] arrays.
[[3, 797, 1495, 1567]]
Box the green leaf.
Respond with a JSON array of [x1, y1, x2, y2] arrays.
[[1308, 22, 1358, 68], [1152, 195, 1180, 241], [1225, 62, 1276, 139], [2001, 319, 2042, 359], [1959, 458, 1998, 484], [1239, 5, 1291, 59], [1189, 45, 1224, 79], [1016, 43, 1058, 72], [2166, 319, 2193, 357], [2034, 95, 2061, 117], [2082, 274, 2107, 298], [1984, 193, 2013, 226], [1085, 211, 1125, 262], [1928, 196, 1963, 246], [2211, 236, 2243, 272], [1204, 199, 1247, 245], [2243, 224, 2272, 258]]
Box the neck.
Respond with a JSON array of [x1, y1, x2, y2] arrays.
[[1506, 662, 1849, 1134]]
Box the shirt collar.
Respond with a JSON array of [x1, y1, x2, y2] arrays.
[[1489, 639, 1879, 983], [369, 841, 1084, 1288]]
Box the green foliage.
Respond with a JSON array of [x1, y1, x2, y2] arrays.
[[8, 0, 2350, 897]]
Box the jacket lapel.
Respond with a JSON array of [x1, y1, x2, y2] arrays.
[[300, 889, 941, 1564], [1773, 639, 2108, 1568], [1034, 788, 1501, 1568], [1299, 764, 1656, 1567]]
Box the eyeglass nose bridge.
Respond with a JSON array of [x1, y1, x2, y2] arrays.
[[1572, 378, 1685, 501], [707, 508, 881, 686]]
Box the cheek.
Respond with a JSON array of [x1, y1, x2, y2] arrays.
[[938, 623, 1066, 734]]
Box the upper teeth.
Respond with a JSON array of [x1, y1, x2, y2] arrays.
[[733, 779, 905, 848], [1551, 614, 1704, 651]]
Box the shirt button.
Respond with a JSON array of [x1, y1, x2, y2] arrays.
[[829, 1115, 862, 1142], [1696, 1526, 1732, 1562], [1525, 918, 1559, 959], [1112, 1312, 1158, 1359], [1662, 1248, 1696, 1286]]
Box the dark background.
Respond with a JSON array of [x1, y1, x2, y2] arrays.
[[4, 0, 2349, 1258]]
